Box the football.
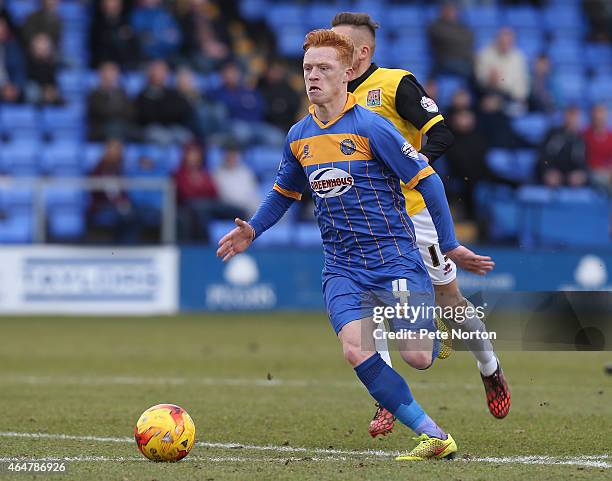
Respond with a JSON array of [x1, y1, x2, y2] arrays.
[[134, 404, 196, 462]]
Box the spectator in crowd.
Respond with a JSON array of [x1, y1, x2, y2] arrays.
[[25, 32, 62, 105], [537, 106, 588, 187], [446, 107, 489, 220], [212, 144, 260, 217], [427, 1, 474, 78], [477, 92, 529, 148], [174, 142, 245, 242], [583, 0, 612, 42], [175, 66, 228, 141], [258, 59, 301, 132], [175, 0, 230, 72], [21, 0, 62, 49], [135, 60, 193, 144], [88, 139, 143, 244], [211, 61, 284, 146], [475, 27, 529, 105], [87, 61, 137, 141], [583, 104, 612, 189], [0, 0, 16, 34], [90, 0, 139, 69], [445, 87, 472, 119], [130, 0, 181, 62], [529, 54, 559, 113], [0, 17, 25, 103]]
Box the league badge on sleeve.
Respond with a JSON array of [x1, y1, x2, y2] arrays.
[[366, 88, 382, 107], [420, 96, 439, 113], [401, 142, 419, 159]]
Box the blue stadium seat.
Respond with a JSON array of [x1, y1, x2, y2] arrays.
[[352, 0, 383, 20], [306, 3, 349, 30], [0, 214, 34, 243], [502, 6, 539, 29], [516, 32, 544, 61], [276, 25, 309, 57], [253, 221, 292, 246], [0, 186, 35, 210], [266, 4, 304, 29], [476, 184, 519, 241], [382, 6, 425, 32], [206, 145, 225, 173], [435, 75, 466, 109], [588, 76, 612, 104], [463, 6, 500, 29], [47, 206, 85, 240], [473, 27, 498, 50], [295, 223, 322, 247], [0, 184, 35, 243], [585, 44, 612, 72], [124, 72, 146, 97], [58, 70, 86, 97], [486, 149, 536, 183], [84, 143, 105, 173], [41, 105, 85, 142], [245, 146, 283, 178], [40, 142, 82, 175], [543, 6, 585, 34], [519, 187, 610, 247], [548, 40, 583, 67], [239, 0, 268, 21], [0, 141, 40, 176], [0, 105, 38, 130], [6, 0, 37, 24], [512, 114, 550, 145], [44, 186, 86, 240], [555, 72, 586, 105]]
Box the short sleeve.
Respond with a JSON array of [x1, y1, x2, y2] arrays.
[[395, 74, 444, 134]]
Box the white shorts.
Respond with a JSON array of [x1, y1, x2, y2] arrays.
[[411, 207, 457, 286]]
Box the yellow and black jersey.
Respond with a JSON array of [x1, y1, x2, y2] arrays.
[[348, 64, 453, 216]]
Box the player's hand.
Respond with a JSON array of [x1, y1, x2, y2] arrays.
[[445, 245, 495, 276], [216, 218, 255, 262]]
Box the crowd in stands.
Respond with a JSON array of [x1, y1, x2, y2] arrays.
[[0, 0, 610, 246]]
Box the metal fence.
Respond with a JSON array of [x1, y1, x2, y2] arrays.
[[0, 176, 177, 243]]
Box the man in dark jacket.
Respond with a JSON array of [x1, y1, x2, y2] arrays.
[[538, 106, 588, 187]]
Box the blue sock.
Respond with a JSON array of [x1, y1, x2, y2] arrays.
[[355, 353, 446, 438]]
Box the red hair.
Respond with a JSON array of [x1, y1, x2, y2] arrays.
[[303, 29, 354, 67]]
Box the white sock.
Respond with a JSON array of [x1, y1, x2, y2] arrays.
[[477, 356, 498, 377], [448, 300, 496, 370], [374, 323, 393, 367]]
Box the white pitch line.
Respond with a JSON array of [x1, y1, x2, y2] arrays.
[[0, 374, 598, 393], [1, 431, 610, 468], [0, 456, 346, 463], [471, 456, 612, 469]]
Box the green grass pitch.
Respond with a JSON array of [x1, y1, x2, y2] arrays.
[[0, 314, 610, 480]]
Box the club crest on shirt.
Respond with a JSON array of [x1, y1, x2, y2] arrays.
[[303, 144, 313, 159], [420, 96, 439, 113], [340, 138, 357, 155], [366, 88, 382, 107]]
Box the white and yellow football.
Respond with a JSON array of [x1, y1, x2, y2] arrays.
[[134, 404, 196, 462]]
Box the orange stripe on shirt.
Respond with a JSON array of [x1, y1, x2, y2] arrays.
[[290, 133, 372, 168], [403, 165, 435, 190], [273, 183, 302, 200]]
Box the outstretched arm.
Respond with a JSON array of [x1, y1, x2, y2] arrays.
[[216, 189, 295, 261], [217, 137, 306, 262], [415, 174, 494, 275]]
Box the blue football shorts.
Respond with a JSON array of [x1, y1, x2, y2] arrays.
[[322, 251, 438, 354]]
